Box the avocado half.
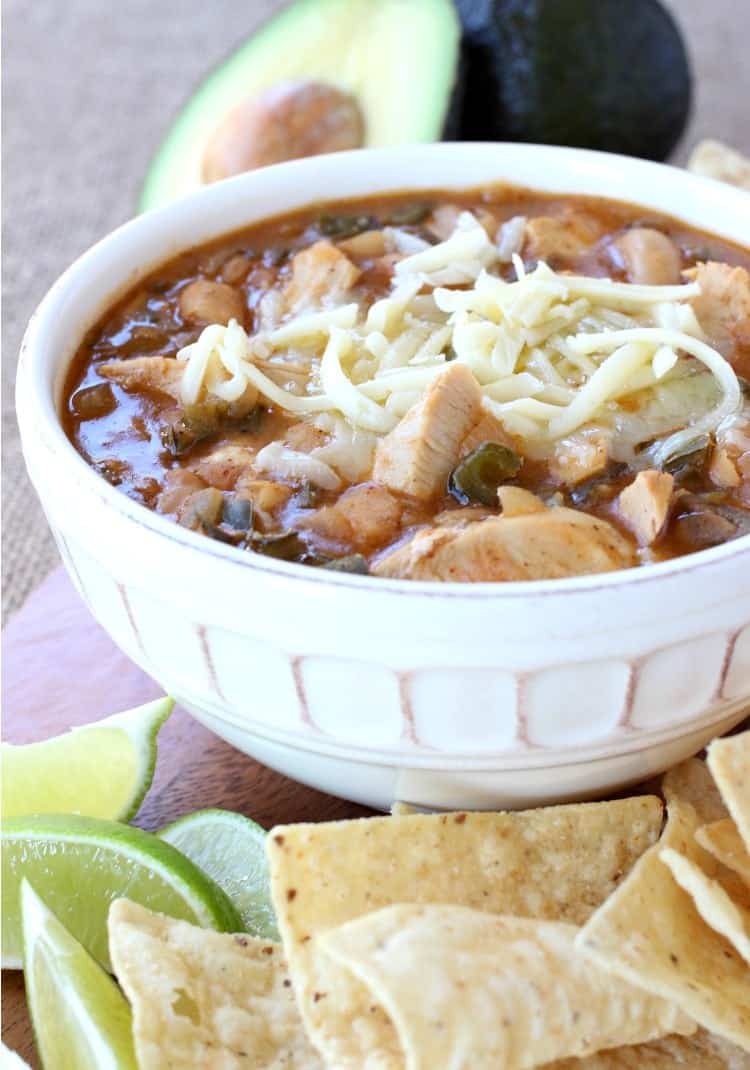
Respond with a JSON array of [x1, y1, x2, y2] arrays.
[[455, 0, 691, 161], [140, 0, 461, 212]]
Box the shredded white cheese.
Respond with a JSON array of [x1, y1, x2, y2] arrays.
[[310, 414, 377, 483], [176, 210, 742, 466], [266, 304, 358, 346], [319, 328, 396, 433]]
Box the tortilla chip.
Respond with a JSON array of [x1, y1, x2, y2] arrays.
[[698, 818, 750, 888], [577, 799, 750, 1049], [545, 1029, 750, 1068], [661, 846, 750, 966], [267, 798, 663, 1070], [708, 732, 750, 854], [318, 904, 693, 1070], [108, 899, 322, 1070], [662, 756, 750, 905], [688, 139, 750, 191], [662, 758, 728, 822]]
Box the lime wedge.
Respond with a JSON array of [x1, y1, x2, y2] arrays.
[[1, 697, 173, 822], [159, 809, 279, 939], [21, 881, 136, 1070], [2, 815, 242, 970]]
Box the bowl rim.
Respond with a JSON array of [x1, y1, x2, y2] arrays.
[[17, 141, 750, 600]]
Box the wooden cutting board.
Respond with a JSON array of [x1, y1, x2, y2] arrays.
[[1, 566, 371, 1067]]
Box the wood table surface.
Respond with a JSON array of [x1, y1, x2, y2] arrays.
[[1, 567, 371, 1067]]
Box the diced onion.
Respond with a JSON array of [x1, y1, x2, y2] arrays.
[[254, 442, 341, 489], [394, 211, 496, 282]]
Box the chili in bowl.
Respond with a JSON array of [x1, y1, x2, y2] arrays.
[[17, 144, 750, 809]]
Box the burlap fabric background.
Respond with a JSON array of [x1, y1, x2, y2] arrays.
[[3, 0, 749, 619]]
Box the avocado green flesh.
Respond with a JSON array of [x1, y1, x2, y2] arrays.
[[140, 0, 461, 212]]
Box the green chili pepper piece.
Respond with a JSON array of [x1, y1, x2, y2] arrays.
[[663, 434, 711, 478], [231, 405, 263, 433], [322, 554, 369, 574], [448, 443, 523, 507], [221, 494, 253, 532], [250, 530, 308, 561], [317, 214, 376, 239], [386, 203, 433, 226]]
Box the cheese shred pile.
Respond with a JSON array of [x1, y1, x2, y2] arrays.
[[177, 212, 741, 467]]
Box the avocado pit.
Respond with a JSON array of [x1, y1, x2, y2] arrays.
[[201, 79, 365, 183]]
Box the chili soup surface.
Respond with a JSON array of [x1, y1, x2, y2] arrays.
[[64, 186, 750, 581]]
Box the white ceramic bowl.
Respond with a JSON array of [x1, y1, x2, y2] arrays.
[[16, 144, 750, 810]]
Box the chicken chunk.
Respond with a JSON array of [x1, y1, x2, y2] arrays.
[[709, 444, 741, 488], [617, 470, 674, 545], [156, 469, 208, 516], [99, 356, 183, 401], [299, 483, 403, 552], [221, 254, 252, 285], [685, 261, 750, 377], [337, 230, 388, 259], [373, 364, 483, 500], [433, 506, 495, 529], [712, 414, 750, 491], [179, 279, 245, 326], [459, 410, 515, 458], [523, 213, 606, 263], [334, 484, 403, 548], [284, 422, 329, 453], [427, 204, 497, 242], [191, 445, 256, 489], [234, 477, 293, 529], [176, 487, 225, 532], [549, 433, 609, 486], [613, 227, 681, 285], [373, 507, 635, 581], [283, 240, 361, 314], [497, 486, 546, 517], [235, 478, 293, 513]]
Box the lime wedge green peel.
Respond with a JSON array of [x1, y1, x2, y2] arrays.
[[160, 808, 279, 940], [2, 815, 242, 970], [1, 697, 174, 822], [21, 881, 137, 1070]]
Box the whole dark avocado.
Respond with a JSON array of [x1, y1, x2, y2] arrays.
[[454, 0, 692, 160]]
